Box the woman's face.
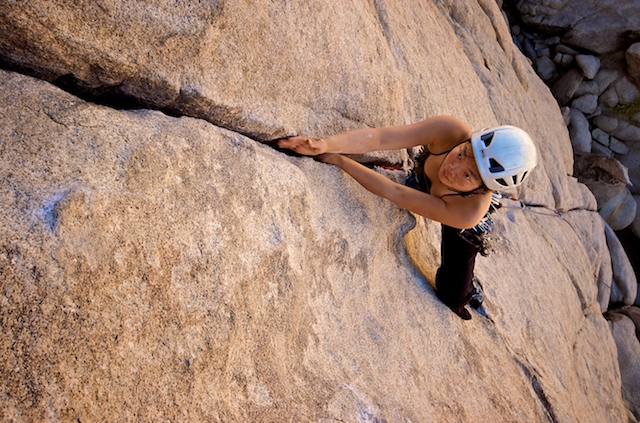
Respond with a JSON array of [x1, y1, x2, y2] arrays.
[[437, 141, 483, 192]]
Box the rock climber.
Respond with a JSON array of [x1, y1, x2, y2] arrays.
[[278, 115, 538, 320]]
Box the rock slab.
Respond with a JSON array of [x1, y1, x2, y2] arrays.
[[0, 0, 633, 421]]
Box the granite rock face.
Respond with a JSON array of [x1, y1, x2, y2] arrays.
[[0, 1, 634, 421]]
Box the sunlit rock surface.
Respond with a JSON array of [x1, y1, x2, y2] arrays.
[[0, 1, 633, 421]]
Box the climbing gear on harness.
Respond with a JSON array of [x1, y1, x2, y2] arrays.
[[469, 277, 484, 309], [470, 125, 538, 191], [458, 193, 501, 257], [406, 149, 502, 256]]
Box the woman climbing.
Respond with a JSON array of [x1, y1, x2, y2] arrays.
[[278, 115, 537, 320]]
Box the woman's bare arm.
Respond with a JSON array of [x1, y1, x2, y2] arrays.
[[278, 115, 471, 156], [319, 153, 490, 229]]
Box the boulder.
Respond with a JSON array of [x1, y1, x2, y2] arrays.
[[615, 76, 640, 104], [613, 121, 640, 143], [576, 54, 601, 80], [630, 196, 640, 239], [610, 137, 630, 155], [592, 142, 613, 157], [603, 222, 638, 307], [553, 52, 574, 67], [592, 128, 610, 146], [618, 141, 640, 195], [515, 0, 640, 54], [618, 307, 640, 338], [552, 69, 584, 105], [627, 43, 640, 85], [574, 154, 632, 186], [0, 1, 631, 421], [600, 86, 620, 108], [595, 115, 620, 133], [594, 69, 621, 96], [607, 312, 640, 420], [587, 183, 637, 230], [572, 94, 598, 115], [536, 55, 556, 80], [575, 80, 600, 97], [568, 108, 592, 152]]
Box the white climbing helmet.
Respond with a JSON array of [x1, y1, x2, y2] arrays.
[[470, 125, 538, 191]]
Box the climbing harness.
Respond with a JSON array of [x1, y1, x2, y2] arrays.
[[407, 146, 501, 257], [458, 192, 501, 257]]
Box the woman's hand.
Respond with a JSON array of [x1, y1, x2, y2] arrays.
[[278, 136, 327, 156], [313, 153, 342, 165]]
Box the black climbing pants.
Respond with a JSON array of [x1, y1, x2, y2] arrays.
[[435, 224, 478, 312]]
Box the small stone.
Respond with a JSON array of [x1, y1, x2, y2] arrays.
[[627, 43, 640, 85], [595, 115, 619, 133], [600, 86, 619, 108], [587, 106, 602, 119], [610, 137, 629, 155], [575, 80, 599, 97], [603, 224, 638, 306], [553, 52, 563, 65], [552, 69, 584, 105], [553, 52, 574, 67], [556, 44, 579, 55], [523, 38, 537, 62], [536, 56, 556, 81], [512, 35, 523, 51], [572, 94, 598, 114], [561, 54, 574, 67], [607, 314, 640, 414], [632, 112, 640, 123], [569, 108, 592, 153], [543, 36, 561, 46], [511, 25, 521, 36], [615, 76, 640, 104], [613, 121, 640, 143], [538, 47, 551, 58], [590, 183, 637, 230], [576, 54, 601, 79], [591, 141, 613, 157], [594, 69, 620, 95], [631, 196, 640, 238], [592, 128, 610, 146], [618, 143, 640, 195]]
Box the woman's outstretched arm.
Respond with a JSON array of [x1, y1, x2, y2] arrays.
[[278, 115, 470, 156]]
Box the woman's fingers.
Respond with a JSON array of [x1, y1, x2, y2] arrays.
[[278, 136, 326, 156]]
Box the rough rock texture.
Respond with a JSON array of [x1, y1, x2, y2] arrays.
[[0, 1, 634, 421], [629, 43, 640, 85], [605, 223, 639, 306], [608, 311, 640, 420], [515, 0, 640, 54]]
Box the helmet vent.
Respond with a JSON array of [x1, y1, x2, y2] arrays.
[[481, 132, 494, 147], [489, 159, 504, 173], [512, 175, 519, 184], [496, 178, 508, 187]]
